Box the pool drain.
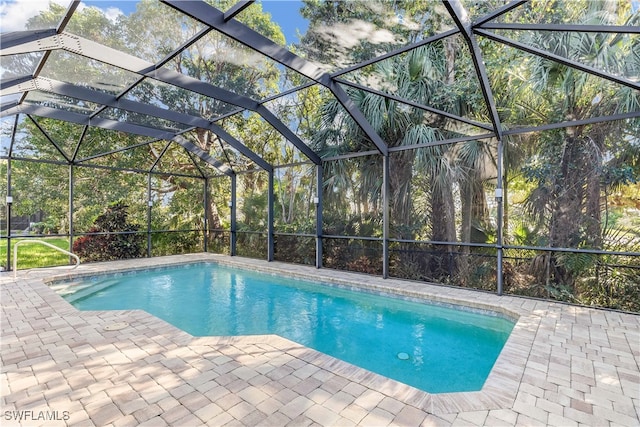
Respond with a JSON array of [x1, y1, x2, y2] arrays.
[[104, 322, 129, 331], [397, 352, 409, 360]]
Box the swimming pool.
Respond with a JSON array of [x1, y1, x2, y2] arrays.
[[55, 262, 515, 394]]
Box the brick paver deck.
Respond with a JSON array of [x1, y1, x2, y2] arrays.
[[2, 254, 639, 426]]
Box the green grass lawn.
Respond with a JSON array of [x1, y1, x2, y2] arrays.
[[0, 237, 73, 270]]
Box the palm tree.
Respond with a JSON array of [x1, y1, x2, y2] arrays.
[[498, 2, 640, 289], [313, 40, 493, 279]]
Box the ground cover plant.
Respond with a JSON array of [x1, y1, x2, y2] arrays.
[[0, 237, 70, 270]]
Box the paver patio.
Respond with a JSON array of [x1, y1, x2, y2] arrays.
[[1, 253, 639, 426]]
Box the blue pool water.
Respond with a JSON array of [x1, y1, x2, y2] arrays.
[[57, 263, 515, 393]]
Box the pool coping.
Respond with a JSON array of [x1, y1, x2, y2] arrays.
[[39, 253, 535, 415]]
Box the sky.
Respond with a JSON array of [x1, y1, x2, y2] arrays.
[[259, 0, 308, 44], [0, 0, 308, 44], [0, 0, 66, 32]]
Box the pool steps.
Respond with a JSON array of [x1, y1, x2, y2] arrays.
[[49, 279, 121, 303]]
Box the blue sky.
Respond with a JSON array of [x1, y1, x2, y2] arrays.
[[260, 1, 308, 44], [79, 0, 308, 44], [8, 0, 637, 46]]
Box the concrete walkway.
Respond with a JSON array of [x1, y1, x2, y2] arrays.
[[1, 254, 638, 426]]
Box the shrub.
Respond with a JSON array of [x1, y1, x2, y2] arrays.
[[72, 202, 144, 262]]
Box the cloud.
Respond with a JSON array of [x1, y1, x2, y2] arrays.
[[0, 0, 68, 32], [0, 0, 126, 32], [199, 43, 272, 70], [102, 6, 124, 22], [316, 19, 398, 51], [75, 3, 124, 23], [312, 19, 401, 68]]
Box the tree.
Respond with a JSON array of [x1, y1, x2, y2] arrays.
[[298, 0, 454, 68], [122, 0, 290, 249], [12, 0, 290, 255], [308, 32, 492, 277], [497, 1, 640, 290]]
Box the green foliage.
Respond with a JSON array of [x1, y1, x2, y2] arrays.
[[149, 182, 205, 256], [274, 235, 315, 265], [10, 158, 69, 233], [30, 218, 60, 235], [543, 260, 640, 313], [236, 233, 268, 259], [207, 232, 231, 255], [503, 222, 640, 312], [72, 202, 144, 262], [299, 0, 453, 67], [602, 165, 637, 188], [544, 283, 576, 304], [579, 226, 640, 312], [151, 231, 202, 257], [578, 265, 640, 312], [323, 238, 382, 275], [512, 222, 547, 247], [556, 252, 596, 276], [11, 0, 290, 261]]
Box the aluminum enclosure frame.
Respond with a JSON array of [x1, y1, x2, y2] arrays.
[[0, 0, 638, 298]]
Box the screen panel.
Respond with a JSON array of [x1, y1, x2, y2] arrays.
[[323, 155, 383, 238], [72, 165, 147, 233]]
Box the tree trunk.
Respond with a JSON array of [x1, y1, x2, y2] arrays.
[[389, 150, 415, 239], [548, 134, 599, 287], [549, 136, 583, 250], [585, 136, 603, 249], [431, 176, 457, 278]]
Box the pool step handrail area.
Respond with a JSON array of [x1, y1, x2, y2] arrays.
[[13, 239, 81, 278]]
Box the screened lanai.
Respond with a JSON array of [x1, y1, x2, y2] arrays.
[[1, 0, 639, 311]]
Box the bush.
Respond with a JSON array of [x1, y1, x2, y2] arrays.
[[72, 202, 144, 262]]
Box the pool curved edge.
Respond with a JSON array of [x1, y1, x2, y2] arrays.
[[33, 253, 537, 414]]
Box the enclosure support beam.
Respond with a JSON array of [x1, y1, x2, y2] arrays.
[[335, 78, 493, 132], [496, 136, 505, 296], [315, 165, 323, 269], [147, 175, 152, 258], [203, 178, 209, 253], [68, 165, 74, 262], [1, 105, 233, 176], [444, 0, 503, 140], [223, 0, 254, 21], [327, 81, 388, 156], [161, 0, 329, 83], [161, 0, 382, 162], [230, 174, 237, 256], [446, 0, 507, 294], [7, 76, 273, 172], [382, 155, 390, 279], [267, 171, 275, 262], [5, 158, 12, 271], [5, 116, 17, 271], [475, 29, 640, 91]]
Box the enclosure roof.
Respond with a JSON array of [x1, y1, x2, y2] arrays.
[[1, 0, 639, 176]]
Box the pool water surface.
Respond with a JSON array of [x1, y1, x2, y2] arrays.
[[56, 263, 515, 394]]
